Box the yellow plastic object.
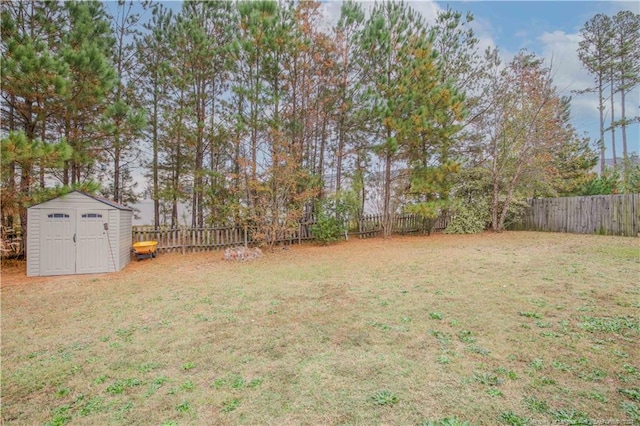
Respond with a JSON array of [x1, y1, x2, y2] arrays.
[[132, 241, 158, 260]]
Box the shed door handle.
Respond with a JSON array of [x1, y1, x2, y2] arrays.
[[73, 233, 76, 243]]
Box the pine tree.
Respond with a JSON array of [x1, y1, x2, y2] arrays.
[[578, 14, 613, 174], [360, 1, 428, 236], [60, 0, 116, 185], [332, 0, 365, 196], [136, 4, 173, 228], [611, 10, 640, 162], [100, 0, 147, 204]]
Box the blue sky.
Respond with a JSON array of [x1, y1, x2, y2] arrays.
[[430, 1, 640, 159]]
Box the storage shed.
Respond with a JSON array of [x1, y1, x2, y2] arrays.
[[27, 191, 133, 276]]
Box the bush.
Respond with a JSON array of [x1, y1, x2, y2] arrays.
[[310, 212, 343, 245], [310, 191, 359, 245], [445, 199, 489, 234]]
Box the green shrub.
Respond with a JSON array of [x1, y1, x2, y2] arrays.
[[311, 191, 359, 245], [310, 212, 343, 245], [444, 199, 488, 234]]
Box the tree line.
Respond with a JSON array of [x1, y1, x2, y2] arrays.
[[578, 11, 640, 192], [2, 0, 638, 244]]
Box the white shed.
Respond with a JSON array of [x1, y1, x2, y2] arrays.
[[27, 191, 133, 276]]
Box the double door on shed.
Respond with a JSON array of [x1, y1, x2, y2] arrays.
[[40, 209, 110, 275]]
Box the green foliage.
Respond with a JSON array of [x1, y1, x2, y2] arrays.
[[311, 191, 359, 245], [105, 378, 142, 395], [445, 167, 491, 234], [444, 199, 488, 234], [310, 210, 343, 245], [548, 408, 593, 425], [620, 154, 640, 194], [498, 411, 530, 426], [619, 388, 640, 401], [221, 398, 240, 413], [371, 390, 399, 406], [423, 416, 470, 426], [523, 395, 549, 413], [579, 167, 620, 195]]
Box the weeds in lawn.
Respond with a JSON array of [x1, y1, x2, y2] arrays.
[[55, 387, 70, 397], [621, 401, 640, 422], [523, 395, 549, 413], [430, 330, 451, 345], [180, 362, 195, 371], [619, 388, 640, 401], [529, 359, 544, 370], [457, 330, 476, 343], [473, 371, 501, 386], [422, 417, 470, 426], [105, 378, 142, 395], [145, 376, 168, 397], [518, 311, 542, 319], [532, 376, 556, 386], [78, 396, 104, 416], [465, 345, 490, 356], [46, 405, 71, 426], [221, 398, 241, 413], [138, 362, 160, 373], [548, 408, 592, 424], [579, 316, 639, 334], [429, 312, 443, 320], [487, 388, 504, 397], [579, 368, 607, 382], [498, 411, 530, 425], [175, 401, 191, 413], [437, 355, 451, 365], [551, 360, 574, 372], [372, 390, 399, 406], [180, 380, 194, 391]]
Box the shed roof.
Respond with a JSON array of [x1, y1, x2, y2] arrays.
[[28, 190, 133, 211]]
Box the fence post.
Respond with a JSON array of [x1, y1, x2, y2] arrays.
[[244, 225, 248, 248], [181, 227, 185, 255]]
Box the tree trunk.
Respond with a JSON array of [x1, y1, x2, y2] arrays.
[[598, 75, 605, 175], [610, 71, 616, 168]]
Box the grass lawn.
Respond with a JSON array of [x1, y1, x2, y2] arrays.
[[1, 231, 639, 425]]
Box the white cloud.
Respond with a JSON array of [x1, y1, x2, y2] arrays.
[[537, 29, 639, 155]]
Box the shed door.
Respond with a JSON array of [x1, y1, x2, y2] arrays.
[[76, 211, 109, 274], [40, 210, 75, 275]]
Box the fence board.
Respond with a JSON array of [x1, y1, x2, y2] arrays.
[[517, 194, 639, 237]]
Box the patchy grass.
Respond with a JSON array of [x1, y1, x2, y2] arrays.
[[1, 232, 638, 424]]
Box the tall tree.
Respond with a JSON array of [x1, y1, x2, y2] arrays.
[[483, 52, 578, 231], [60, 0, 116, 185], [101, 0, 147, 204], [1, 1, 68, 233], [611, 10, 640, 162], [360, 1, 428, 236], [136, 3, 173, 228], [332, 0, 365, 195], [578, 14, 612, 175]]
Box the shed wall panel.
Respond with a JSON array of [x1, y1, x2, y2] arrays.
[[26, 209, 40, 277], [118, 210, 132, 270]]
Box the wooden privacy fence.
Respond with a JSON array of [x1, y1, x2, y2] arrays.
[[516, 194, 639, 237], [132, 213, 451, 254]]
